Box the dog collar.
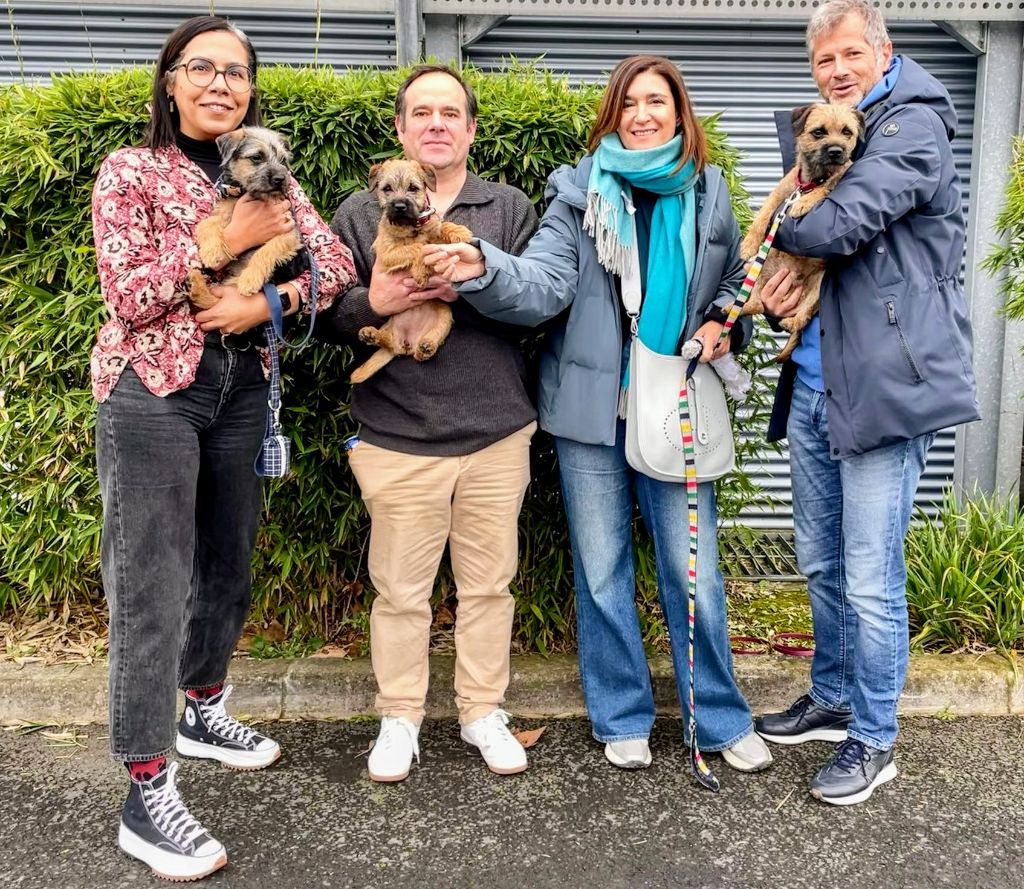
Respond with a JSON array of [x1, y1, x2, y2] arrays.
[[414, 192, 436, 228], [794, 172, 826, 193], [215, 174, 243, 199]]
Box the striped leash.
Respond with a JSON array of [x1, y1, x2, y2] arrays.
[[679, 190, 799, 791]]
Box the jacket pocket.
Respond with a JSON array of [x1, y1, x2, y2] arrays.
[[885, 298, 924, 383]]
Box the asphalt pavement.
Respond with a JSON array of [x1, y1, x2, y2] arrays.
[[2, 716, 1022, 889]]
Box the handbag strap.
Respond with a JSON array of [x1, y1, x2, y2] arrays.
[[677, 188, 801, 792], [261, 284, 283, 438]]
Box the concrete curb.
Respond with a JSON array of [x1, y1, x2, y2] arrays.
[[1, 652, 1020, 726]]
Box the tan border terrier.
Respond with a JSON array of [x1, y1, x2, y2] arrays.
[[736, 103, 864, 361], [189, 127, 301, 308], [349, 158, 473, 384]]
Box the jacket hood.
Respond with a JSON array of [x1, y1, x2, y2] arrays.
[[545, 156, 593, 210], [775, 55, 957, 169], [880, 56, 957, 139]]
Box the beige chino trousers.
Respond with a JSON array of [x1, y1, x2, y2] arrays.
[[347, 422, 536, 725]]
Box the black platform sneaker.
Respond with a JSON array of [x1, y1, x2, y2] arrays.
[[118, 762, 226, 881], [175, 685, 281, 770]]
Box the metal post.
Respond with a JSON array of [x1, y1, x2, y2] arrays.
[[955, 21, 1024, 503], [395, 0, 423, 67], [424, 14, 460, 64]]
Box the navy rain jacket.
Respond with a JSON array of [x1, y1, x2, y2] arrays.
[[768, 55, 979, 458]]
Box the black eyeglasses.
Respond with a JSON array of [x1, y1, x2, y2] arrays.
[[170, 57, 253, 93]]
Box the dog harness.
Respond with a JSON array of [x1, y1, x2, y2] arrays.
[[679, 189, 801, 792]]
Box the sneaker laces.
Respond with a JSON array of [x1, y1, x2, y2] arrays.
[[196, 685, 257, 746], [784, 694, 814, 717], [473, 709, 517, 749], [829, 738, 869, 775], [377, 717, 420, 764], [142, 763, 209, 849]]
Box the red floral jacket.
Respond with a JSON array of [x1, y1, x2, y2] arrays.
[[91, 145, 355, 401]]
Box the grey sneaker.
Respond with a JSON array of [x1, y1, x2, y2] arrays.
[[721, 731, 774, 772], [604, 739, 652, 769], [810, 739, 897, 806]]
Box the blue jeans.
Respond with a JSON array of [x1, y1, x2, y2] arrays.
[[96, 341, 267, 760], [554, 422, 754, 751], [788, 378, 933, 750]]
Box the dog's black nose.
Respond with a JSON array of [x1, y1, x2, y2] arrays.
[[827, 146, 846, 162], [389, 199, 410, 211], [271, 172, 286, 186]]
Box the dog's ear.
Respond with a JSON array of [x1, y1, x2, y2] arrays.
[[852, 109, 867, 139], [367, 163, 383, 193], [215, 129, 246, 162], [418, 163, 437, 192], [791, 105, 816, 136]]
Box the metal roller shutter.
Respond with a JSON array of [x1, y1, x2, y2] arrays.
[[0, 2, 396, 80], [467, 17, 976, 529]]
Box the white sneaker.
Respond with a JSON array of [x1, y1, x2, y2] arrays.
[[460, 709, 528, 775], [604, 739, 652, 770], [367, 716, 420, 783], [721, 730, 774, 772]]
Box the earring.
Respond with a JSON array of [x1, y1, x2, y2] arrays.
[[169, 96, 175, 114]]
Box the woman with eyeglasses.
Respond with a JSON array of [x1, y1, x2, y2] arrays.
[[91, 15, 353, 880]]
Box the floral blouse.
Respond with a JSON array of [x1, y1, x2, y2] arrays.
[[91, 145, 355, 401]]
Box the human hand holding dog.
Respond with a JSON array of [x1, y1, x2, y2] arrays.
[[222, 195, 294, 257], [195, 284, 270, 334], [406, 275, 458, 305], [758, 268, 804, 319]]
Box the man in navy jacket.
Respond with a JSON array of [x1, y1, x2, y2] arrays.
[[754, 0, 979, 806]]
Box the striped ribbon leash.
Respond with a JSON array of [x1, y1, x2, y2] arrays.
[[678, 189, 799, 792]]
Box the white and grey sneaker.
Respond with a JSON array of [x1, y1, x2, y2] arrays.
[[460, 709, 528, 775], [604, 739, 653, 770], [367, 716, 421, 783], [175, 685, 280, 770], [118, 762, 226, 881]]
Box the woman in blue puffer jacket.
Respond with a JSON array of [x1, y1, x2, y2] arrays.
[[425, 55, 774, 778]]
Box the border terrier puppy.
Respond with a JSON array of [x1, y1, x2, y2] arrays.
[[349, 158, 473, 385], [189, 127, 301, 308], [735, 103, 863, 361]]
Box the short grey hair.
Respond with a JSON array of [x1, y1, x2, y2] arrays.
[[806, 0, 891, 60]]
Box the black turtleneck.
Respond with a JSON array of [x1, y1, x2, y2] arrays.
[[175, 131, 222, 183]]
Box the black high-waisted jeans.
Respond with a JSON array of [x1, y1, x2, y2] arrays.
[[96, 340, 267, 760]]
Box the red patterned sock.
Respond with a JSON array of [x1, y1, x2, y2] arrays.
[[186, 682, 224, 700], [127, 756, 167, 784]]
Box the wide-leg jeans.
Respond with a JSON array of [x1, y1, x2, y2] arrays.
[[96, 343, 266, 760], [554, 421, 754, 751]]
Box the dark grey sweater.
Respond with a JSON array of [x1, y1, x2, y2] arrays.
[[318, 173, 539, 456]]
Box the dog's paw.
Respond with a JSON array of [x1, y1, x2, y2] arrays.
[[235, 269, 265, 296], [414, 341, 437, 361], [442, 223, 473, 243], [358, 326, 381, 345]]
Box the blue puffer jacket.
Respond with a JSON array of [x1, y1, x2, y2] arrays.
[[769, 56, 980, 457], [458, 157, 750, 446]]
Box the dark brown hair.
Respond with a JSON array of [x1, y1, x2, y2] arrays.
[[587, 55, 707, 172], [144, 15, 260, 149], [394, 64, 478, 123]]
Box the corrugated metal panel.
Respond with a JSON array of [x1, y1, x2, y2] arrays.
[[467, 17, 977, 529], [0, 3, 395, 81]]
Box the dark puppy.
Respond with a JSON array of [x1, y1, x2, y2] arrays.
[[350, 157, 473, 384], [736, 103, 864, 360], [190, 126, 302, 307]]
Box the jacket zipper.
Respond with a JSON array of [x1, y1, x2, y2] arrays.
[[886, 299, 924, 383]]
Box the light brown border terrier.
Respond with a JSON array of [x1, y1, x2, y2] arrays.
[[736, 103, 864, 361], [189, 127, 301, 308], [349, 157, 473, 385]]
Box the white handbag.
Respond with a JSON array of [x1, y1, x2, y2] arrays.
[[619, 212, 735, 484], [624, 337, 736, 483]]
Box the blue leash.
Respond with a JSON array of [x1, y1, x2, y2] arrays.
[[254, 250, 319, 478]]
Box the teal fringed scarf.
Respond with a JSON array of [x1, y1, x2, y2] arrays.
[[584, 133, 697, 358]]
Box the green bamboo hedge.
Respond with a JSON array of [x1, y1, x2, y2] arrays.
[[0, 64, 776, 650]]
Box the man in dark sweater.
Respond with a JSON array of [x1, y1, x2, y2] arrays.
[[318, 65, 539, 783]]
